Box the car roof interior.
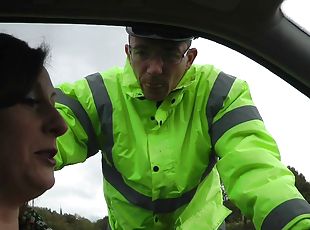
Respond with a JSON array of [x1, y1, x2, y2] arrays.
[[1, 0, 309, 98]]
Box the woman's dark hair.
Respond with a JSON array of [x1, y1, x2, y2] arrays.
[[0, 33, 48, 108]]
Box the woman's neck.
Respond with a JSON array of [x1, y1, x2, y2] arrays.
[[0, 201, 19, 230]]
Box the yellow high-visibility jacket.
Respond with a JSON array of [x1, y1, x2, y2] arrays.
[[55, 60, 310, 230]]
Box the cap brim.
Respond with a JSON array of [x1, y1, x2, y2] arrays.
[[126, 25, 195, 41]]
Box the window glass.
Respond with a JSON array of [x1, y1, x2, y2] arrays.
[[281, 0, 310, 34], [1, 23, 309, 221]]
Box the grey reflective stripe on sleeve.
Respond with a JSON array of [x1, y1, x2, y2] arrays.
[[86, 73, 114, 165], [206, 72, 236, 128], [262, 198, 310, 230], [211, 105, 263, 146], [55, 88, 99, 157], [203, 72, 236, 179]]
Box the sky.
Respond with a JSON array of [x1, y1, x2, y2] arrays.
[[0, 0, 310, 221]]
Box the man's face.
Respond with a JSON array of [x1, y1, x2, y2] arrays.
[[126, 36, 197, 101]]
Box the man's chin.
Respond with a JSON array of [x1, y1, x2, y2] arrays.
[[144, 93, 167, 102], [143, 87, 169, 101]]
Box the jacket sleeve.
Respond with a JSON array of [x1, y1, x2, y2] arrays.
[[213, 79, 310, 229], [289, 219, 310, 230], [54, 77, 101, 170]]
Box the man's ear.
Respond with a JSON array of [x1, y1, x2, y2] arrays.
[[185, 48, 197, 69], [125, 44, 131, 62]]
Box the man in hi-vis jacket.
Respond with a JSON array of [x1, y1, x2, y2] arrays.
[[55, 24, 310, 230]]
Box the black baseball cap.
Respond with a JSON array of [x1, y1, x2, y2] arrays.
[[126, 24, 197, 41]]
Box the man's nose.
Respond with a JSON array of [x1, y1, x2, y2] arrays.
[[146, 56, 164, 75]]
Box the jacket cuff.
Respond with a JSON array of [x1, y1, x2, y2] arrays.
[[262, 199, 310, 230], [287, 218, 310, 230]]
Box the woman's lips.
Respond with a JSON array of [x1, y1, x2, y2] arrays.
[[35, 149, 57, 166]]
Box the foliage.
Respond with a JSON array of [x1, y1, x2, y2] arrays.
[[288, 166, 310, 203], [33, 207, 104, 230]]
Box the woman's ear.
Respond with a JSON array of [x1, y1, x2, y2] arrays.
[[185, 48, 197, 69]]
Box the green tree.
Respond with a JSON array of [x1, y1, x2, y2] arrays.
[[288, 166, 310, 203]]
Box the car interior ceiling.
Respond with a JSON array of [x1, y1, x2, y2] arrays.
[[1, 0, 309, 98]]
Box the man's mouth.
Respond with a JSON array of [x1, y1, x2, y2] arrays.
[[145, 83, 163, 88]]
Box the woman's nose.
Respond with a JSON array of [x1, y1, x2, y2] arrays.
[[44, 106, 68, 137]]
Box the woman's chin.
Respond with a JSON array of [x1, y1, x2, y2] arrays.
[[40, 172, 55, 191], [29, 172, 55, 199]]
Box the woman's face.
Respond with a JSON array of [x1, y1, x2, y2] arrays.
[[0, 68, 67, 204]]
